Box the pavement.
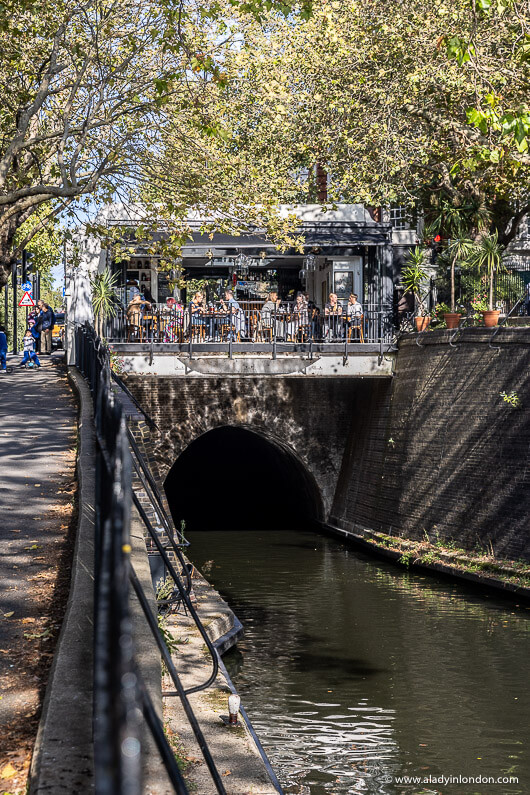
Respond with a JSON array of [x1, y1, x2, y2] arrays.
[[0, 351, 77, 785]]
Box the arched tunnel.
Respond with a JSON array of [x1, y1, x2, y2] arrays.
[[164, 426, 324, 532]]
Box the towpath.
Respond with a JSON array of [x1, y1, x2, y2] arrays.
[[0, 353, 77, 791]]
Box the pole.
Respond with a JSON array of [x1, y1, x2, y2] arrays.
[[22, 250, 28, 326], [12, 264, 17, 354]]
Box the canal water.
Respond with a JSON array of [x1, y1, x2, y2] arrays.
[[186, 529, 530, 795]]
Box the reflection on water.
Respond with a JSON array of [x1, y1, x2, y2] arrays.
[[186, 530, 530, 794]]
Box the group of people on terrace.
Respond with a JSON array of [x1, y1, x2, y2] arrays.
[[124, 281, 364, 343]]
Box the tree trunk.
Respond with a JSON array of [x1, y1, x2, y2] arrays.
[[0, 213, 24, 289], [450, 255, 456, 312], [489, 269, 494, 312]]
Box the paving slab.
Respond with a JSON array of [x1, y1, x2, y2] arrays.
[[0, 353, 77, 788]]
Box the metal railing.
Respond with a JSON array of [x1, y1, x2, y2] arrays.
[[104, 300, 395, 350], [75, 324, 228, 795]]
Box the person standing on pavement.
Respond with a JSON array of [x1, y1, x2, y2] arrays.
[[0, 325, 7, 373], [19, 329, 41, 368], [35, 300, 55, 355]]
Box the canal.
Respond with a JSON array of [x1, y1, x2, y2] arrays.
[[186, 529, 530, 795]]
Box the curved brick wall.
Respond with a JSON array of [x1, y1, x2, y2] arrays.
[[330, 328, 530, 561]]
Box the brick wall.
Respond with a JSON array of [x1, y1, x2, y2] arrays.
[[125, 327, 530, 562], [330, 328, 530, 561], [123, 376, 361, 515]]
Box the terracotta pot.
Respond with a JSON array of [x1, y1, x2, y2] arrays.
[[482, 310, 500, 328], [443, 312, 461, 330], [415, 316, 431, 332]]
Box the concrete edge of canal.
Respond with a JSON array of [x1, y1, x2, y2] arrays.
[[323, 523, 530, 605], [29, 369, 95, 794], [162, 565, 284, 794]]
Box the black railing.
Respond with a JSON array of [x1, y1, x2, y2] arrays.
[[75, 324, 228, 795], [104, 300, 394, 348]]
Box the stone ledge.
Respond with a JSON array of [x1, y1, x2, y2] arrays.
[[323, 522, 530, 604], [162, 567, 282, 793], [29, 368, 95, 794], [400, 326, 530, 347]]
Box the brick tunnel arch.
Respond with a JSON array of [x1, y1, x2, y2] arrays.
[[164, 425, 325, 531]]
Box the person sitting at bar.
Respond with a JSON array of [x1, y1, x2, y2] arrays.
[[261, 291, 280, 324], [190, 291, 205, 320], [219, 289, 245, 339], [324, 293, 343, 340], [189, 291, 207, 339], [126, 293, 151, 339], [126, 279, 141, 301], [288, 292, 309, 340], [259, 291, 283, 340], [346, 293, 363, 340]]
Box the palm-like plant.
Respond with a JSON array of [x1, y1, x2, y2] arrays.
[[471, 232, 505, 311], [90, 269, 119, 337], [443, 237, 474, 312], [429, 199, 492, 313], [401, 246, 429, 316]]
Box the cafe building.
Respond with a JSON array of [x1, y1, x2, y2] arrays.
[[66, 203, 417, 355], [105, 204, 395, 309]]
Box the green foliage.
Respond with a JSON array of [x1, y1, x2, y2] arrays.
[[500, 391, 521, 408], [401, 247, 429, 316], [90, 270, 119, 320], [0, 0, 314, 288], [90, 269, 119, 337], [470, 232, 505, 310]]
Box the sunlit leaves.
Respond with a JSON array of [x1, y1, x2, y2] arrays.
[[445, 35, 475, 66]]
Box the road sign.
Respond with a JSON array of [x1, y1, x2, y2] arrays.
[[22, 281, 32, 292], [19, 291, 35, 307]]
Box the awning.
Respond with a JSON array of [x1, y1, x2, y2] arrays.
[[182, 222, 392, 255]]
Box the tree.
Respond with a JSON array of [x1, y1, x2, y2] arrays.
[[0, 0, 313, 288], [213, 0, 529, 240]]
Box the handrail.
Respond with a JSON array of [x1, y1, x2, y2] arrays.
[[489, 295, 526, 349], [449, 313, 475, 348], [132, 493, 219, 695], [75, 323, 226, 795], [105, 299, 395, 348], [111, 370, 159, 430], [130, 568, 227, 795], [126, 427, 176, 539]]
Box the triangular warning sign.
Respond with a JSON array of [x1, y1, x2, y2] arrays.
[[19, 291, 35, 307]]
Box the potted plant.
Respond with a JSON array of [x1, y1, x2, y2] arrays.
[[90, 268, 120, 338], [470, 232, 505, 327], [401, 247, 430, 331], [442, 237, 473, 329]]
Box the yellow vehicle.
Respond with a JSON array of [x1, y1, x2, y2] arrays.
[[52, 311, 65, 349]]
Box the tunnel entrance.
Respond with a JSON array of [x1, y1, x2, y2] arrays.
[[164, 426, 324, 532]]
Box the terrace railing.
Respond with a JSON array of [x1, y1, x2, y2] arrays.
[[104, 300, 395, 350]]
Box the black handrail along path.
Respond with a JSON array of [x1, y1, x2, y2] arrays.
[[75, 324, 228, 795]]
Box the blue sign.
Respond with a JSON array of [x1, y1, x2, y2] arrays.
[[62, 287, 66, 297], [22, 281, 32, 292]]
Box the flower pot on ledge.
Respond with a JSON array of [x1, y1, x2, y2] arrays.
[[443, 312, 461, 330], [415, 316, 431, 332], [482, 310, 500, 328]]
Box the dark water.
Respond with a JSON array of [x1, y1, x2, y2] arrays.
[[186, 530, 530, 795]]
